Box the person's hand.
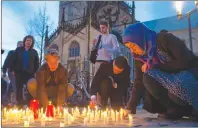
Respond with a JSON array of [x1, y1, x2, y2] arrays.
[[141, 63, 147, 73], [90, 95, 97, 109], [90, 95, 97, 105], [113, 82, 117, 88], [90, 95, 97, 103], [11, 71, 15, 76], [93, 39, 97, 45], [123, 109, 131, 117]]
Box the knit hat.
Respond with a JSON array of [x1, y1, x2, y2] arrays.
[[46, 44, 60, 57]]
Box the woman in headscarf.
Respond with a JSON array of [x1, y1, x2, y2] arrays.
[[123, 22, 198, 119]]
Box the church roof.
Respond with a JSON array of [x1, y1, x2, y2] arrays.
[[143, 11, 198, 33]]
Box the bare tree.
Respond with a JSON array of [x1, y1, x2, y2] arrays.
[[26, 3, 53, 66]]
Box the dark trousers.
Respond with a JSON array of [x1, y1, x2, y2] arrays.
[[15, 71, 34, 105], [1, 77, 8, 105], [143, 74, 192, 117], [99, 78, 124, 110]]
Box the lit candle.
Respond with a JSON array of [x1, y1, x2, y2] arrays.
[[3, 108, 7, 119], [116, 111, 119, 122], [107, 116, 109, 124], [41, 108, 44, 115], [59, 112, 62, 118], [40, 114, 46, 126], [104, 112, 107, 125], [83, 117, 88, 126], [82, 108, 86, 116], [71, 108, 74, 115], [29, 99, 39, 119], [68, 114, 72, 125], [46, 101, 54, 117], [57, 107, 60, 116], [60, 122, 65, 127], [24, 121, 30, 127], [53, 107, 56, 118], [128, 114, 133, 126], [90, 113, 94, 123], [120, 109, 123, 121]]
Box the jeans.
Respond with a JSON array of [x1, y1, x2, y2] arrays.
[[8, 71, 17, 104]]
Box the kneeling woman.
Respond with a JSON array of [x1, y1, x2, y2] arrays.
[[123, 22, 198, 119]]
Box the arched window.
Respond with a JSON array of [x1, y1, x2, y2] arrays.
[[69, 41, 80, 57]]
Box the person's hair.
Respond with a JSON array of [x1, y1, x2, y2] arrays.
[[114, 56, 128, 69], [17, 41, 23, 46], [17, 41, 22, 44], [23, 35, 35, 49], [160, 29, 168, 33], [1, 49, 4, 54], [100, 21, 109, 27]]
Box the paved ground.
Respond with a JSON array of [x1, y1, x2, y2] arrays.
[[2, 108, 198, 127]]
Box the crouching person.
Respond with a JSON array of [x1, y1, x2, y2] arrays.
[[27, 44, 75, 108], [90, 56, 130, 110]]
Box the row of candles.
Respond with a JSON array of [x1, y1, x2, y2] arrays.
[[2, 99, 134, 127]]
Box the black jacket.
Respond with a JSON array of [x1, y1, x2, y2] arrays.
[[154, 32, 198, 72], [12, 47, 39, 74], [3, 50, 15, 73], [91, 59, 131, 96], [127, 32, 198, 113]]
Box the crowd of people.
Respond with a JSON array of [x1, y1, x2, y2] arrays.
[[2, 21, 198, 120]]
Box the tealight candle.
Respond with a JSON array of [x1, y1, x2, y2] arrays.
[[24, 121, 30, 127], [3, 108, 7, 119], [57, 107, 60, 116], [83, 117, 88, 126], [128, 114, 133, 126], [120, 109, 123, 121], [116, 111, 119, 122], [60, 122, 65, 127], [40, 114, 46, 127]]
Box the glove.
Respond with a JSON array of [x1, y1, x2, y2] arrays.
[[113, 82, 117, 88]]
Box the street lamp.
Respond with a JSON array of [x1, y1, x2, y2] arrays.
[[195, 1, 198, 6], [175, 1, 198, 52]]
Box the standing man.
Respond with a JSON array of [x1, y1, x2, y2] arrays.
[[12, 35, 39, 107], [92, 21, 120, 75], [2, 41, 23, 105]]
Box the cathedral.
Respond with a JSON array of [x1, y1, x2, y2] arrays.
[[45, 1, 137, 84]]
